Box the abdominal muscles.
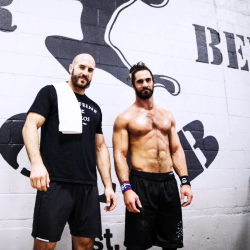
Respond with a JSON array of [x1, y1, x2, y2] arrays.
[[129, 130, 173, 173]]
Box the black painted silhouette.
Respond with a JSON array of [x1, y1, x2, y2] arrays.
[[178, 120, 219, 181], [0, 0, 17, 32], [0, 0, 220, 189], [0, 113, 29, 176], [45, 0, 180, 96]]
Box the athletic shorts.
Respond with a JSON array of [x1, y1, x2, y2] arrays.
[[124, 170, 183, 249], [32, 181, 102, 242]]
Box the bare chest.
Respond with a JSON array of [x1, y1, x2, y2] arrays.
[[128, 111, 171, 136]]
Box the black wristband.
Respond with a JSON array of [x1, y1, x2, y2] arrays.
[[180, 176, 191, 187]]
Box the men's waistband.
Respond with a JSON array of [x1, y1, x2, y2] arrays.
[[130, 169, 175, 182]]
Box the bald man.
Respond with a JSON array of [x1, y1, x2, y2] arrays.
[[23, 54, 117, 250]]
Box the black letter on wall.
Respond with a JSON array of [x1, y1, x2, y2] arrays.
[[183, 120, 219, 168], [236, 35, 249, 71], [104, 229, 113, 250], [207, 27, 223, 65], [193, 24, 209, 63], [94, 236, 104, 250], [178, 130, 204, 181], [178, 120, 219, 181], [224, 32, 238, 69]]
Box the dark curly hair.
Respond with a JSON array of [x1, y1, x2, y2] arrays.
[[128, 62, 154, 87]]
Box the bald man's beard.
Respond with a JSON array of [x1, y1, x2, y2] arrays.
[[71, 69, 91, 89], [134, 85, 154, 99]]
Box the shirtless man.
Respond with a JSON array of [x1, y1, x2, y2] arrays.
[[113, 62, 193, 250]]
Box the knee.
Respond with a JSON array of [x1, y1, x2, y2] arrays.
[[81, 238, 94, 247], [73, 237, 94, 249], [33, 239, 56, 250]]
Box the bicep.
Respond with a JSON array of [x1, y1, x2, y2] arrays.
[[22, 112, 46, 140], [25, 112, 46, 129]]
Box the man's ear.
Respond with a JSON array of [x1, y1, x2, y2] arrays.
[[69, 64, 73, 74], [131, 83, 135, 90]]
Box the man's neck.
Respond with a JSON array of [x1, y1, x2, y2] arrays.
[[135, 96, 154, 110], [68, 79, 86, 95]]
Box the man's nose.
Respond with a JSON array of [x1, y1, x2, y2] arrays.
[[142, 80, 148, 86], [82, 68, 88, 76]]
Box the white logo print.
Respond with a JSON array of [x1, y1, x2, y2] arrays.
[[82, 116, 90, 125], [182, 178, 187, 183]]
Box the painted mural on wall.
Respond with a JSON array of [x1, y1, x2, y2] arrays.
[[0, 1, 226, 249], [45, 0, 181, 96], [0, 0, 220, 188], [193, 24, 249, 71], [0, 0, 16, 32]]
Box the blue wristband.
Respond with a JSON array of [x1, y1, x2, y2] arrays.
[[121, 181, 132, 194]]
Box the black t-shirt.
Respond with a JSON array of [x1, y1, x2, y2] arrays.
[[28, 85, 103, 185]]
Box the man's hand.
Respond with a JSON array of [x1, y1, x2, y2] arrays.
[[30, 164, 50, 192], [180, 185, 193, 207], [104, 187, 117, 212], [124, 190, 142, 213]]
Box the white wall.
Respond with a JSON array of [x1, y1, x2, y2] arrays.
[[0, 0, 250, 249]]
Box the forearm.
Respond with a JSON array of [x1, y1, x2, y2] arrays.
[[114, 153, 130, 184], [96, 145, 112, 188], [22, 123, 43, 166], [172, 147, 188, 177]]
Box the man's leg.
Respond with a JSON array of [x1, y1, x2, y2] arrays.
[[33, 239, 56, 250], [72, 236, 94, 250]]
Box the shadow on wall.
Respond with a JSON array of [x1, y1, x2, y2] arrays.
[[233, 218, 250, 250]]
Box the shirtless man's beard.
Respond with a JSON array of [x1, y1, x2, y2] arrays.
[[134, 85, 154, 99]]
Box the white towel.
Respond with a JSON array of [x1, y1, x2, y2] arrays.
[[53, 82, 82, 134]]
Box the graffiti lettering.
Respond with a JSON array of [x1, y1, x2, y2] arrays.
[[194, 24, 249, 71], [94, 229, 120, 250], [178, 120, 219, 181]]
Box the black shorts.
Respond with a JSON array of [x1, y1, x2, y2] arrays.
[[32, 181, 102, 242], [124, 170, 183, 249]]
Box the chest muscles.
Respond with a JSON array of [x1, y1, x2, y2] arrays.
[[128, 111, 171, 137]]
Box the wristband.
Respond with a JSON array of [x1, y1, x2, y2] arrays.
[[180, 176, 191, 187], [121, 181, 132, 194]]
